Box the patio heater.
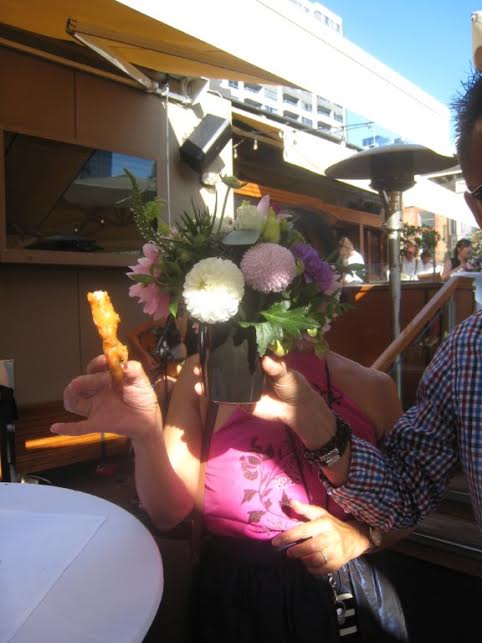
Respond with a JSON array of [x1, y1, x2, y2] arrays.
[[325, 144, 456, 391]]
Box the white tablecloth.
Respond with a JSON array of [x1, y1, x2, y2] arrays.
[[0, 483, 163, 643]]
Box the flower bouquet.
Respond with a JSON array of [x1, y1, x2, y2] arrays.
[[126, 171, 351, 403], [465, 256, 482, 272]]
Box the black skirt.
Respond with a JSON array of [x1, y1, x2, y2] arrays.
[[190, 535, 409, 643]]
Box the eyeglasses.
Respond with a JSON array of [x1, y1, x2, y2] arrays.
[[467, 182, 482, 202]]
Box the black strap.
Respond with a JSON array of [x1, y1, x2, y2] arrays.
[[191, 400, 218, 565], [324, 359, 334, 409]]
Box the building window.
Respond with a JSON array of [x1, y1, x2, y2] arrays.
[[284, 110, 300, 121], [334, 113, 343, 122], [302, 101, 312, 112], [264, 87, 278, 100], [302, 117, 313, 127], [245, 98, 262, 109], [317, 122, 331, 131], [317, 104, 331, 116], [283, 94, 299, 106], [420, 211, 435, 228], [264, 105, 278, 114], [228, 80, 239, 89], [245, 82, 262, 93]]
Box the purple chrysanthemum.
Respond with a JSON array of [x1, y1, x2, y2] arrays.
[[291, 243, 337, 292], [241, 243, 296, 293]]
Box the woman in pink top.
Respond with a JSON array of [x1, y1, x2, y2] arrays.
[[53, 340, 411, 642]]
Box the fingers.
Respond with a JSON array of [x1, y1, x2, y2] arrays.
[[272, 522, 317, 550], [271, 500, 332, 556], [286, 539, 326, 561], [261, 354, 288, 381], [65, 371, 111, 399], [51, 419, 104, 437], [122, 359, 149, 384], [86, 354, 108, 374], [86, 356, 147, 383], [289, 499, 328, 522]]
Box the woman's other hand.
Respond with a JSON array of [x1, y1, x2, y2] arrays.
[[50, 355, 161, 444], [252, 354, 337, 450], [271, 499, 371, 575]]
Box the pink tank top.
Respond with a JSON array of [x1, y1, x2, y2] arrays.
[[203, 351, 377, 540]]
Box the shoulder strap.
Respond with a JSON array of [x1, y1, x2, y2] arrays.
[[191, 399, 218, 565], [324, 359, 334, 409]]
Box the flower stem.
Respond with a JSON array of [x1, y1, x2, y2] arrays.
[[216, 185, 232, 235]]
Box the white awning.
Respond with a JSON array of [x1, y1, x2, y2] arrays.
[[118, 0, 451, 153], [281, 125, 476, 225], [2, 0, 452, 151], [404, 179, 477, 227]]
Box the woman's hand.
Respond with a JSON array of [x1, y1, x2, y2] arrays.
[[271, 499, 371, 575], [194, 353, 336, 449], [251, 354, 337, 450], [50, 355, 162, 444]]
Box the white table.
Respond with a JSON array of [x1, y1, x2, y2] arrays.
[[0, 482, 163, 643]]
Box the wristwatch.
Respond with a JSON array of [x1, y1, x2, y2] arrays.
[[302, 413, 352, 468], [368, 525, 383, 550]]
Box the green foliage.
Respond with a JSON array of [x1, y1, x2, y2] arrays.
[[126, 170, 230, 293], [470, 229, 482, 258], [241, 300, 320, 356], [124, 168, 169, 245], [401, 222, 440, 254]]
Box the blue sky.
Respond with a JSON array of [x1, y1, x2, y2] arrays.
[[318, 0, 480, 143]]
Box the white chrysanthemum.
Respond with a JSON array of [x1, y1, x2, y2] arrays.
[[183, 257, 245, 323]]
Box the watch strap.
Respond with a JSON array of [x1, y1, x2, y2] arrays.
[[302, 413, 352, 468]]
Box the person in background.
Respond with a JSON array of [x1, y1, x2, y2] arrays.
[[338, 236, 365, 283], [126, 313, 193, 414], [441, 238, 473, 280], [416, 249, 442, 279], [400, 241, 420, 280]]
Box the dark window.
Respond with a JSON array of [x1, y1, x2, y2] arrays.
[[4, 132, 155, 250]]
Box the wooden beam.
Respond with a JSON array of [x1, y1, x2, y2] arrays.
[[234, 182, 382, 228]]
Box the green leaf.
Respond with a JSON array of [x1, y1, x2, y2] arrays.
[[260, 302, 320, 335], [127, 273, 155, 285], [169, 290, 180, 318], [222, 229, 261, 245], [239, 321, 283, 356]]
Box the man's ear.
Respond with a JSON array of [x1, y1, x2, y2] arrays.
[[464, 192, 482, 229]]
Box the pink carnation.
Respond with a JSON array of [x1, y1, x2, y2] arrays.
[[142, 243, 160, 263], [241, 243, 296, 293], [127, 244, 168, 320], [128, 283, 169, 320], [127, 243, 160, 276]]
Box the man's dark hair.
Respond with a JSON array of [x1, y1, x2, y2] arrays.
[[453, 71, 482, 168]]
